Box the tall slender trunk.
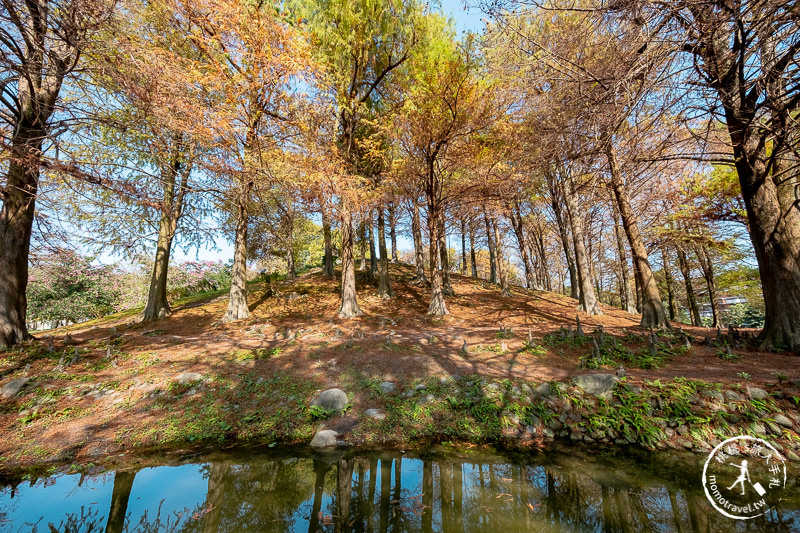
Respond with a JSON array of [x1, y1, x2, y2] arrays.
[[439, 213, 454, 296], [696, 245, 720, 328], [676, 246, 701, 326], [388, 203, 398, 263], [606, 146, 667, 328], [322, 207, 334, 277], [359, 222, 367, 271], [338, 207, 363, 318], [377, 207, 393, 298], [460, 218, 468, 274], [223, 186, 251, 323], [142, 150, 190, 322], [563, 179, 601, 315], [661, 247, 678, 321], [426, 171, 448, 315], [104, 470, 136, 533], [612, 205, 637, 314], [551, 195, 579, 300], [142, 221, 174, 322], [483, 210, 498, 283], [532, 225, 551, 291], [469, 226, 478, 278], [509, 204, 536, 289], [367, 210, 377, 277], [411, 201, 428, 285], [492, 215, 511, 296]]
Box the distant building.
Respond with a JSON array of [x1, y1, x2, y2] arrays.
[[699, 295, 747, 319]]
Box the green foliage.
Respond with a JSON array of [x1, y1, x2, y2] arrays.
[[519, 341, 547, 356], [27, 250, 121, 325], [721, 302, 764, 328], [308, 404, 336, 420]]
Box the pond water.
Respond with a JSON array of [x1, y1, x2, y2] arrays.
[[0, 445, 797, 532]]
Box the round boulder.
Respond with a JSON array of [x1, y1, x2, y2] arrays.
[[310, 429, 339, 448], [310, 388, 348, 414]]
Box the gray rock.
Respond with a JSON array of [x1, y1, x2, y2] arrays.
[[1, 378, 31, 399], [174, 372, 203, 385], [415, 383, 427, 391], [786, 450, 800, 461], [752, 423, 767, 435], [572, 374, 619, 399], [747, 387, 769, 400], [310, 388, 348, 414], [542, 428, 555, 438], [766, 421, 783, 436], [533, 383, 551, 396], [774, 414, 794, 428], [419, 394, 436, 404], [724, 390, 743, 402], [310, 429, 339, 448], [379, 381, 396, 394], [705, 390, 724, 402], [365, 408, 386, 420]]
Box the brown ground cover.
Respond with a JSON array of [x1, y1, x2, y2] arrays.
[[0, 263, 796, 470]]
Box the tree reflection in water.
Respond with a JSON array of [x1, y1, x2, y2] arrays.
[[4, 448, 798, 532]]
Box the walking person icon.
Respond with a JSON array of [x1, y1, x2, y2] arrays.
[[728, 460, 751, 496]]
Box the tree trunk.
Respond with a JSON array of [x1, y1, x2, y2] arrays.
[[439, 213, 455, 296], [141, 222, 174, 322], [377, 208, 393, 298], [483, 210, 498, 284], [322, 207, 334, 277], [606, 146, 667, 328], [223, 190, 251, 323], [104, 470, 136, 533], [661, 247, 678, 321], [338, 208, 363, 318], [388, 203, 398, 263], [696, 245, 720, 328], [411, 201, 428, 285], [428, 209, 448, 315], [492, 216, 511, 297], [612, 205, 637, 314], [700, 30, 800, 350], [142, 152, 189, 322], [0, 9, 73, 349], [551, 196, 579, 300], [359, 222, 367, 272], [676, 246, 702, 326], [286, 245, 297, 279], [367, 210, 377, 277], [469, 227, 478, 278], [0, 141, 40, 349], [563, 179, 601, 315], [460, 218, 468, 274], [509, 204, 535, 289]]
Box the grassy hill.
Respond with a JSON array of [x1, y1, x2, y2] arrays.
[[1, 264, 798, 471]]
